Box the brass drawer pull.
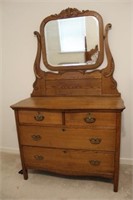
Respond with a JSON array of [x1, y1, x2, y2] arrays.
[[89, 160, 101, 166], [84, 113, 96, 123], [34, 155, 44, 160], [31, 135, 41, 141], [34, 112, 44, 121], [89, 137, 102, 144]]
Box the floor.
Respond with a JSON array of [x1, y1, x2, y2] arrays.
[[0, 152, 133, 200]]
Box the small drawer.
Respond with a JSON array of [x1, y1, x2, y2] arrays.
[[23, 146, 114, 176], [18, 110, 62, 125], [65, 112, 116, 128], [19, 126, 115, 151]]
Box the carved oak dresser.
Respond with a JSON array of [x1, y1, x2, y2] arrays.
[[11, 8, 125, 192]]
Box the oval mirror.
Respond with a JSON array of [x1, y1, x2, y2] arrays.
[[40, 8, 104, 71]]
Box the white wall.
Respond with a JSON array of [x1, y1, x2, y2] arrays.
[[0, 0, 133, 164], [0, 1, 3, 148], [130, 0, 133, 163]]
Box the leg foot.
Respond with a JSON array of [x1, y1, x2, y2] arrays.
[[18, 169, 28, 180]]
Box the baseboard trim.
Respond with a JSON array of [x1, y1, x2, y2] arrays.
[[0, 147, 19, 154], [120, 158, 133, 165]]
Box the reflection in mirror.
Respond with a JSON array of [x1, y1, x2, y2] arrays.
[[45, 16, 99, 67]]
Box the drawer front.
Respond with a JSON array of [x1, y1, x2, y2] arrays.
[[23, 146, 114, 176], [20, 126, 115, 151], [18, 110, 62, 125], [65, 112, 116, 128]]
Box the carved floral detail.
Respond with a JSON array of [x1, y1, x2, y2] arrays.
[[51, 7, 90, 18]]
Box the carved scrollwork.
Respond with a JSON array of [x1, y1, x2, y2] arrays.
[[101, 23, 120, 95], [102, 23, 114, 77], [53, 7, 90, 18], [31, 31, 46, 97], [33, 31, 43, 79]]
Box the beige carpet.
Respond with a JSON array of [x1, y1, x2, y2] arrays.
[[0, 151, 133, 200]]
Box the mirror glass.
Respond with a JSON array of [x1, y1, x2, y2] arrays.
[[44, 16, 99, 67]]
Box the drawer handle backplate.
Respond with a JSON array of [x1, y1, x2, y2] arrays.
[[89, 160, 101, 166], [31, 135, 41, 141], [34, 155, 44, 160], [34, 113, 44, 121], [84, 113, 96, 123], [89, 137, 102, 144]]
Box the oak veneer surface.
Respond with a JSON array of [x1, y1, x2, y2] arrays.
[[11, 96, 125, 110], [19, 126, 116, 151], [23, 146, 114, 176]]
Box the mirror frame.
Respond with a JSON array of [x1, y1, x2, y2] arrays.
[[40, 8, 104, 71]]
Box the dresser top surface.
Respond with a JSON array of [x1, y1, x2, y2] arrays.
[[11, 96, 125, 111]]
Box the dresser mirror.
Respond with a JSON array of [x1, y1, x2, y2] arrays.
[[40, 8, 104, 71]]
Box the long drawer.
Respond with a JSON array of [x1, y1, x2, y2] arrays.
[[18, 110, 62, 125], [22, 146, 114, 176], [19, 126, 116, 151], [65, 112, 116, 128]]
